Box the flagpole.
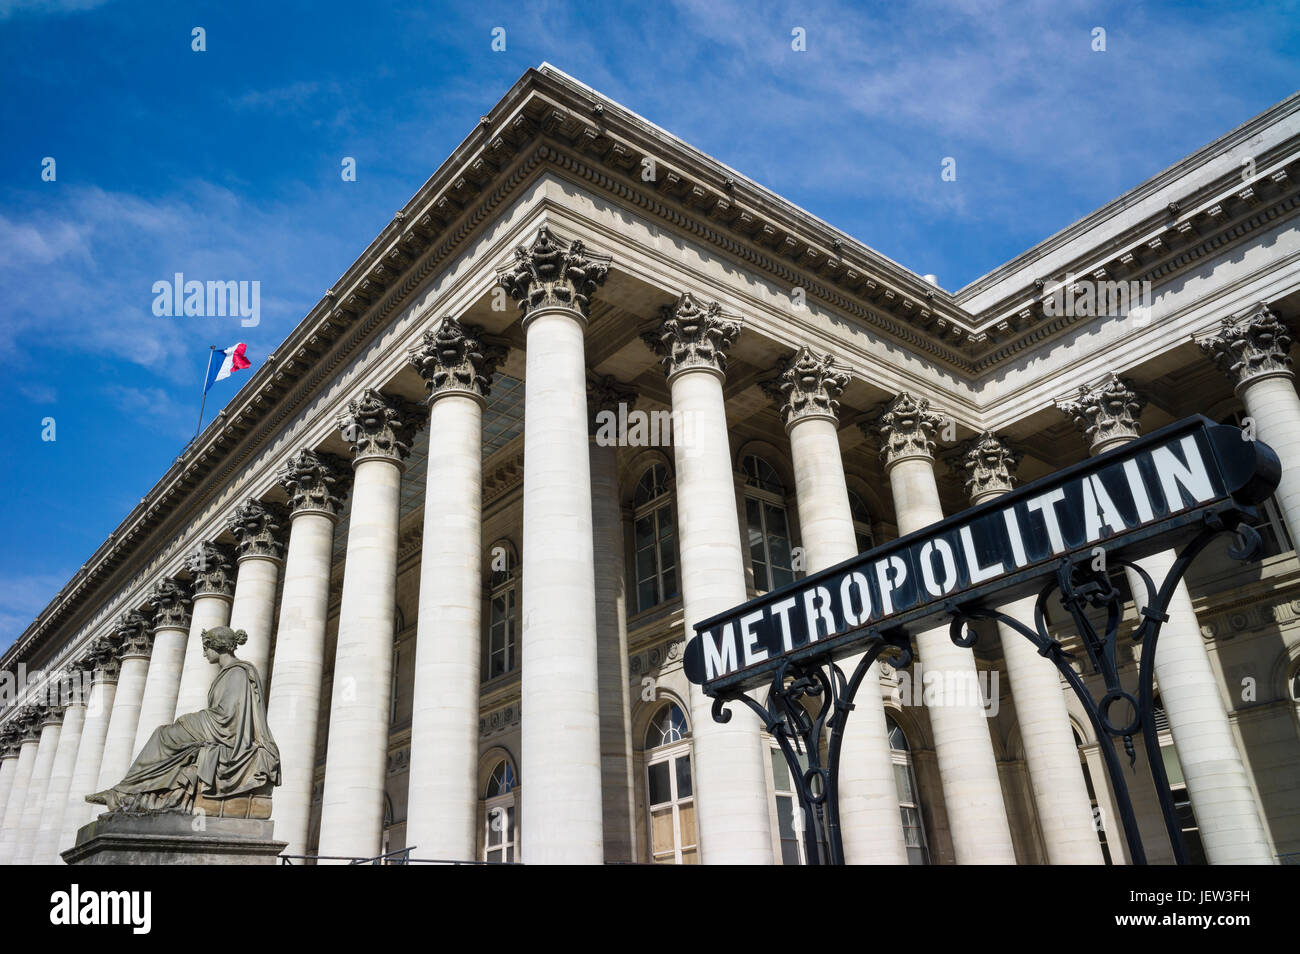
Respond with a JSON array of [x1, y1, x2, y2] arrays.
[[195, 346, 216, 441]]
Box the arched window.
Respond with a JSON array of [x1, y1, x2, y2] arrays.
[[742, 455, 795, 592], [483, 759, 517, 863], [484, 543, 518, 680], [644, 703, 696, 864], [847, 488, 874, 554], [632, 464, 678, 612], [887, 716, 930, 865]]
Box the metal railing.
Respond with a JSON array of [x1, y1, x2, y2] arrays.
[[279, 846, 511, 865]]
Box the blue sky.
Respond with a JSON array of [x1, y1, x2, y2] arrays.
[[0, 0, 1296, 650]]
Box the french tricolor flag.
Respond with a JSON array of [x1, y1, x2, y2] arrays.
[[204, 343, 251, 394]]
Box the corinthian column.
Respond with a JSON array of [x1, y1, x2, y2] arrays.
[[227, 499, 289, 685], [1200, 302, 1300, 543], [94, 611, 153, 792], [174, 543, 234, 717], [318, 388, 421, 861], [34, 672, 86, 864], [1059, 374, 1273, 864], [0, 728, 19, 833], [0, 728, 19, 844], [131, 578, 192, 759], [0, 708, 42, 864], [956, 432, 1104, 863], [643, 293, 773, 864], [405, 317, 507, 861], [867, 394, 1016, 864], [266, 448, 349, 859], [13, 705, 61, 865], [587, 373, 638, 863], [499, 227, 609, 863], [762, 348, 908, 864], [58, 637, 119, 854]]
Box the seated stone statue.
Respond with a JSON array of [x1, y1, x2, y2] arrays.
[[88, 626, 281, 815]]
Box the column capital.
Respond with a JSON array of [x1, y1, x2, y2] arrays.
[[586, 372, 638, 435], [497, 225, 611, 323], [278, 448, 352, 519], [337, 388, 422, 468], [761, 347, 850, 430], [16, 704, 45, 742], [1198, 301, 1293, 390], [112, 608, 154, 659], [864, 392, 946, 468], [39, 704, 64, 728], [228, 498, 289, 562], [956, 431, 1020, 504], [642, 292, 742, 382], [146, 576, 192, 631], [0, 723, 20, 758], [1056, 372, 1145, 455], [408, 316, 509, 406], [185, 541, 236, 598], [83, 634, 122, 683]]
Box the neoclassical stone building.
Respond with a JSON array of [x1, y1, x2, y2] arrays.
[[1, 65, 1299, 865]]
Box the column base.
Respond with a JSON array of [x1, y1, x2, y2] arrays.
[[61, 812, 286, 865]]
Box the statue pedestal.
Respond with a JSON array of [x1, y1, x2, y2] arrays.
[[62, 811, 287, 865]]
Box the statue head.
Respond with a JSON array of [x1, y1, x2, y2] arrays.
[[201, 626, 248, 660]]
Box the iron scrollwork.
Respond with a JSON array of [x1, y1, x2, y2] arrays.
[[947, 506, 1263, 865], [710, 628, 912, 865]]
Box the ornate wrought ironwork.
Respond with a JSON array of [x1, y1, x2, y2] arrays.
[[710, 628, 912, 865], [946, 505, 1263, 865], [708, 505, 1261, 865]]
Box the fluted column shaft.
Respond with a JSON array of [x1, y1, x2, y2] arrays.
[[318, 389, 416, 861], [229, 557, 281, 684], [963, 451, 1104, 863], [175, 592, 233, 718], [1236, 373, 1300, 542], [407, 392, 485, 860], [0, 755, 16, 842], [0, 737, 39, 864], [14, 716, 61, 865], [133, 631, 189, 760], [887, 452, 1016, 864], [266, 451, 342, 860], [95, 652, 150, 792], [590, 435, 636, 863], [518, 306, 604, 864], [34, 701, 84, 865], [671, 366, 773, 863], [58, 671, 116, 854], [787, 412, 908, 864]]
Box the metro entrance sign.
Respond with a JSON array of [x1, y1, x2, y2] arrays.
[[684, 416, 1280, 864]]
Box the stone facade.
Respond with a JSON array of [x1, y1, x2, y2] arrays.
[[2, 67, 1300, 865]]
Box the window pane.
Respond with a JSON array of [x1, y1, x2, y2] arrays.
[[648, 760, 671, 805], [650, 806, 675, 852], [637, 579, 658, 612], [771, 748, 791, 793], [894, 763, 915, 803], [657, 504, 674, 540], [635, 514, 654, 549], [662, 566, 678, 600], [677, 801, 696, 847], [675, 755, 692, 799]]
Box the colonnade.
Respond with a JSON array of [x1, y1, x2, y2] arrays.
[[0, 228, 1291, 866]]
